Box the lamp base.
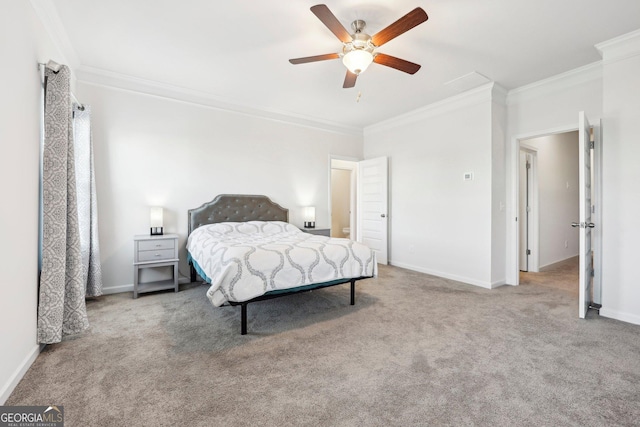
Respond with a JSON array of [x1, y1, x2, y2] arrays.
[[304, 221, 315, 229], [150, 227, 164, 236]]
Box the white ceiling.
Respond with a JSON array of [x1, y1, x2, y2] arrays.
[[43, 0, 640, 130]]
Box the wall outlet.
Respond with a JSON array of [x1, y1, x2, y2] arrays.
[[463, 172, 474, 181]]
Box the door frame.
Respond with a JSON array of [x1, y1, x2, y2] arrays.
[[519, 145, 540, 273], [506, 122, 602, 286], [578, 111, 593, 318], [592, 121, 603, 305]]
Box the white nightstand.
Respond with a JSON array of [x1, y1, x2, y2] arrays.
[[133, 234, 179, 298]]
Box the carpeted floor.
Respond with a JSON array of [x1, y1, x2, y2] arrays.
[[7, 264, 640, 426], [520, 256, 580, 296]]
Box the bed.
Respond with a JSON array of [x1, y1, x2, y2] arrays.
[[187, 194, 377, 334]]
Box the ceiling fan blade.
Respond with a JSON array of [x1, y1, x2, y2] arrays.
[[371, 7, 428, 47], [373, 53, 421, 75], [343, 70, 358, 88], [310, 4, 353, 43], [289, 53, 340, 64]]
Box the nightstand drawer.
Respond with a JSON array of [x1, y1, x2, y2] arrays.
[[137, 248, 176, 262], [138, 239, 175, 251]]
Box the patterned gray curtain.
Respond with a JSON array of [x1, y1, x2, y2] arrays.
[[38, 62, 89, 344], [73, 105, 103, 297]]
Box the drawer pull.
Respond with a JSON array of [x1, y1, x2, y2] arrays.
[[155, 254, 162, 257], [155, 244, 162, 247]]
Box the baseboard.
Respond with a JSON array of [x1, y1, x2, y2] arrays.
[[491, 279, 507, 289], [0, 344, 43, 405], [389, 261, 493, 289], [599, 307, 640, 326], [101, 284, 133, 295]]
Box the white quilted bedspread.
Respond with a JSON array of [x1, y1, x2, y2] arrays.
[[187, 221, 377, 306]]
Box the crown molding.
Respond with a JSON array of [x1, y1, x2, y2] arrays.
[[28, 0, 80, 72], [506, 61, 602, 106], [595, 29, 640, 64], [76, 66, 362, 136], [364, 82, 498, 136], [29, 0, 361, 136]]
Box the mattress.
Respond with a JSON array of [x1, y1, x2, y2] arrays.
[[186, 221, 377, 306]]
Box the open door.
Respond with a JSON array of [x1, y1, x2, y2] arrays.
[[357, 157, 388, 264], [574, 111, 594, 318]]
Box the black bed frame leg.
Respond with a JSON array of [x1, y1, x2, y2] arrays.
[[241, 303, 248, 335], [190, 263, 196, 283], [350, 279, 355, 305]]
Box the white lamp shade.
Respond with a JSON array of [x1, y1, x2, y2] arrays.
[[342, 50, 373, 75], [150, 207, 164, 228], [304, 206, 316, 222]]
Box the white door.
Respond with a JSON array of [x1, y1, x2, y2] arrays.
[[357, 157, 389, 264], [575, 111, 594, 318]]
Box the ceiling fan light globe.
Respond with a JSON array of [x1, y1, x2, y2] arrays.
[[342, 50, 373, 75]]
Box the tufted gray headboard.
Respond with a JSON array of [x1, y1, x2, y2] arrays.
[[188, 194, 289, 236]]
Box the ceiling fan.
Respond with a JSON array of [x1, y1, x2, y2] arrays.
[[289, 4, 428, 88]]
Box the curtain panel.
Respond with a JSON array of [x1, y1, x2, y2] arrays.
[[38, 63, 89, 344]]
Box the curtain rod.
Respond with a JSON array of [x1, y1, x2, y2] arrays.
[[38, 62, 84, 109]]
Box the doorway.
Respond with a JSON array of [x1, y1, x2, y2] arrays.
[[330, 158, 358, 240], [517, 131, 580, 293], [510, 114, 602, 317]]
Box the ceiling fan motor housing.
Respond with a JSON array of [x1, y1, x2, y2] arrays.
[[343, 34, 374, 52]]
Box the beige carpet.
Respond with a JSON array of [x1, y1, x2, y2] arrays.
[[520, 256, 580, 295], [7, 264, 640, 426]]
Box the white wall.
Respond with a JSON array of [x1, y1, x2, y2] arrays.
[[364, 85, 500, 288], [506, 64, 603, 138], [76, 82, 363, 291], [522, 132, 580, 268], [0, 1, 70, 404], [599, 31, 640, 325], [491, 94, 507, 285]]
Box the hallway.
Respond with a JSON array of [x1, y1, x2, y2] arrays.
[[520, 256, 579, 296]]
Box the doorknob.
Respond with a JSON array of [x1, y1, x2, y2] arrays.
[[381, 214, 386, 218], [571, 222, 596, 228]]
